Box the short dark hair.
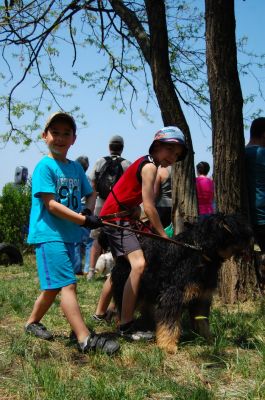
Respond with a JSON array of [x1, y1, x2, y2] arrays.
[[196, 161, 210, 176], [250, 117, 265, 139], [109, 142, 123, 154], [76, 156, 89, 172]]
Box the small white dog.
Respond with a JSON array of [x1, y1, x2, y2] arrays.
[[95, 252, 114, 277]]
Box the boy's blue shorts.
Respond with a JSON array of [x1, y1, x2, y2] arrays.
[[35, 242, 77, 290]]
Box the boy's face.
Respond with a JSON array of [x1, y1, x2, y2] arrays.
[[153, 143, 185, 167], [42, 120, 76, 160]]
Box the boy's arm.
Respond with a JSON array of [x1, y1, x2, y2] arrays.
[[141, 163, 168, 238], [154, 167, 162, 199], [42, 193, 87, 225], [41, 193, 102, 229]]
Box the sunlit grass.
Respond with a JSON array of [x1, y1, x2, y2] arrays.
[[0, 255, 264, 399]]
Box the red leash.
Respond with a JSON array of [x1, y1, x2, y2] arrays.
[[102, 220, 202, 252]]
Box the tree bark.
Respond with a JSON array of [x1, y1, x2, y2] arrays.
[[145, 0, 197, 229], [111, 0, 198, 229], [205, 0, 260, 301], [218, 256, 261, 303]]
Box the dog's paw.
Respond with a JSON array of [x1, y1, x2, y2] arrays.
[[157, 342, 178, 354]]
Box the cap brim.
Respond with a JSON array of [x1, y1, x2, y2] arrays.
[[149, 139, 187, 162], [45, 113, 76, 134]]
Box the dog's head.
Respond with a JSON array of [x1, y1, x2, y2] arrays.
[[196, 213, 253, 260]]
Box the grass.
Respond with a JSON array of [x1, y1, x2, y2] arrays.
[[0, 255, 264, 400]]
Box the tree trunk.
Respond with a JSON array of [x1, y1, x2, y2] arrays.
[[111, 0, 198, 229], [145, 0, 197, 230], [218, 257, 261, 303], [205, 0, 260, 301]]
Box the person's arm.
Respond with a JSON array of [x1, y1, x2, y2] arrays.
[[141, 163, 168, 238], [89, 158, 104, 192], [91, 180, 96, 191], [41, 193, 87, 225], [121, 159, 132, 173], [84, 190, 97, 213], [154, 167, 162, 200], [41, 193, 103, 229]]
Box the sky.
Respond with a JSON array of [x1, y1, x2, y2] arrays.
[[0, 0, 264, 193]]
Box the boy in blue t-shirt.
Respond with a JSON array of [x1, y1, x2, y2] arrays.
[[25, 111, 119, 355]]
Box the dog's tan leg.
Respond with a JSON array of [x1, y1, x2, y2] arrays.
[[156, 321, 181, 353]]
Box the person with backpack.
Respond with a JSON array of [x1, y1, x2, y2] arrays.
[[87, 135, 131, 280]]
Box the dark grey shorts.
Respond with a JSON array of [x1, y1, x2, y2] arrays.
[[103, 221, 141, 257]]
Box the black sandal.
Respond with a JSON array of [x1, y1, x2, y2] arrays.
[[78, 333, 120, 356]]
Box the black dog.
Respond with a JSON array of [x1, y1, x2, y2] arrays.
[[111, 213, 253, 353]]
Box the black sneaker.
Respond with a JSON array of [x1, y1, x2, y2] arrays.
[[92, 309, 117, 324], [92, 313, 107, 322], [119, 321, 154, 341], [25, 322, 53, 340], [78, 333, 120, 356]]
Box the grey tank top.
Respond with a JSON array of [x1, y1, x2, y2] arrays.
[[156, 174, 172, 207]]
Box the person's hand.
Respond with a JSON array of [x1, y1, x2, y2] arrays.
[[82, 215, 104, 229], [81, 208, 92, 216]]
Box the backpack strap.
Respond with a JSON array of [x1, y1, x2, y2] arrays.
[[110, 155, 125, 162], [95, 156, 111, 177]]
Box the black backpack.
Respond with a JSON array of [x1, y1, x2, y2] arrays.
[[95, 156, 125, 199]]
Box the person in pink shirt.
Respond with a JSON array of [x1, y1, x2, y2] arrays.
[[196, 161, 214, 219]]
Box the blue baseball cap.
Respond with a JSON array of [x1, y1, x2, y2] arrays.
[[149, 126, 188, 161]]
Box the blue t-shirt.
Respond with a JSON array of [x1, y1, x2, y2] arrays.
[[245, 145, 265, 225], [27, 156, 93, 244]]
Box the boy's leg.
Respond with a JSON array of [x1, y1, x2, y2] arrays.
[[26, 241, 78, 340], [94, 275, 113, 317], [99, 224, 153, 338], [25, 289, 60, 340], [27, 289, 60, 324], [87, 238, 102, 280], [62, 283, 120, 355], [60, 283, 89, 342], [120, 249, 146, 325]]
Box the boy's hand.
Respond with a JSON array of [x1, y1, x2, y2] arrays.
[[81, 208, 92, 216], [82, 215, 104, 229]]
